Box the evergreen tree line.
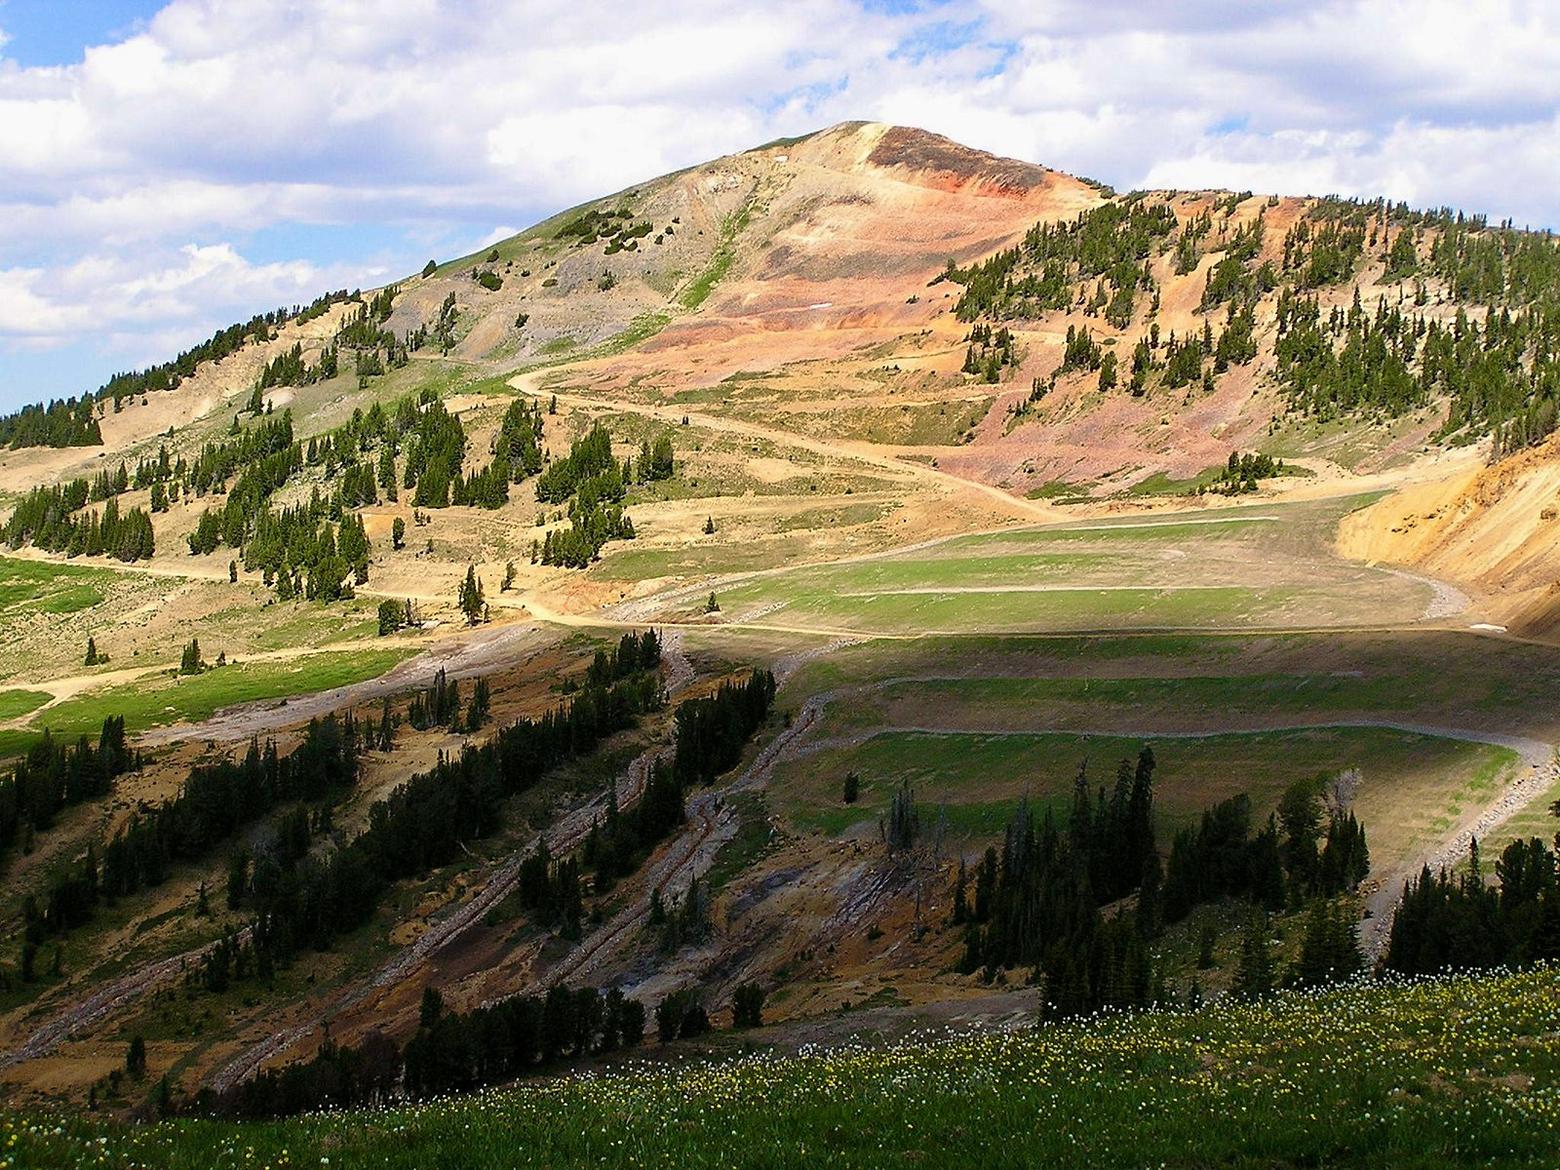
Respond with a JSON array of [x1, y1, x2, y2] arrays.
[[1056, 307, 1258, 400], [634, 434, 676, 483], [1274, 287, 1558, 450], [952, 749, 1160, 1000], [585, 630, 663, 687], [334, 289, 408, 381], [406, 668, 490, 734], [649, 872, 713, 954], [1173, 209, 1213, 276], [22, 715, 360, 945], [496, 399, 546, 480], [403, 397, 469, 508], [518, 838, 586, 938], [451, 458, 511, 509], [184, 439, 373, 601], [1161, 780, 1369, 925], [1425, 218, 1560, 309], [0, 289, 352, 450], [0, 397, 102, 449], [193, 980, 648, 1119], [192, 970, 762, 1119], [949, 750, 1374, 1018], [1304, 199, 1560, 312], [535, 425, 616, 503], [948, 198, 1177, 326], [0, 719, 136, 857], [942, 189, 1558, 453], [130, 444, 175, 491], [539, 504, 634, 568], [1384, 835, 1560, 974], [255, 342, 338, 391], [205, 502, 371, 603], [377, 598, 416, 636], [1282, 215, 1367, 288], [1210, 450, 1283, 495], [562, 657, 771, 914], [237, 668, 665, 972], [669, 670, 777, 788], [579, 758, 686, 900], [182, 411, 298, 500], [961, 323, 1016, 383], [1197, 215, 1274, 309], [533, 425, 646, 568], [88, 462, 130, 503], [952, 789, 1159, 1019], [1, 489, 155, 562], [10, 388, 295, 549]]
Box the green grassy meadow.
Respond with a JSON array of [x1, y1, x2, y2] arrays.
[[30, 647, 414, 738], [706, 499, 1429, 634], [0, 556, 109, 618], [9, 966, 1559, 1169], [774, 630, 1560, 739], [774, 725, 1515, 861], [0, 688, 52, 720]]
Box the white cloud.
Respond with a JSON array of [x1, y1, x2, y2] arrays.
[[472, 225, 520, 250], [0, 240, 360, 362], [1, 0, 1558, 406], [0, 267, 94, 337]]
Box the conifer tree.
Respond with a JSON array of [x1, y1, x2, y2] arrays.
[[126, 1035, 147, 1080], [1233, 914, 1275, 1000], [458, 565, 485, 625]]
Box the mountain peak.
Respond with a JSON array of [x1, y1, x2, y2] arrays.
[[756, 121, 1054, 196]]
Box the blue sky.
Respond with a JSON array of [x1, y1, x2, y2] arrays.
[[0, 1, 156, 66], [1, 0, 1557, 412]]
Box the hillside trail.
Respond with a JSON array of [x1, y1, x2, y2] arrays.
[[1360, 745, 1559, 956], [6, 637, 694, 1085], [743, 676, 1558, 962], [115, 604, 1551, 754], [0, 937, 236, 1073], [507, 372, 1065, 525], [513, 637, 846, 995], [508, 369, 1493, 542], [208, 632, 694, 1092], [136, 621, 550, 746], [205, 743, 673, 1093], [0, 630, 462, 726], [215, 633, 836, 1087], [8, 696, 1540, 1077]]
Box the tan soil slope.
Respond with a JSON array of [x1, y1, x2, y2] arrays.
[[1339, 434, 1560, 636], [399, 121, 1103, 379], [0, 303, 352, 496], [648, 123, 1100, 359]]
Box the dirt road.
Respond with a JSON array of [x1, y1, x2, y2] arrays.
[[508, 374, 1064, 525], [138, 622, 550, 746], [753, 678, 1558, 962], [206, 642, 696, 1093]]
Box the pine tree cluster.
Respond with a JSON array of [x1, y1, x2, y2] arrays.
[[0, 718, 136, 858]]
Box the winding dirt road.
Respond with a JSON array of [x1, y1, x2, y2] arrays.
[[736, 670, 1557, 962], [507, 375, 1064, 525]]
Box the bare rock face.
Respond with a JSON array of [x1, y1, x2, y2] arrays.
[[866, 124, 1053, 195]]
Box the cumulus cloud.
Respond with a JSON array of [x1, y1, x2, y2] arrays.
[[1, 0, 1557, 406], [0, 242, 372, 373]]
